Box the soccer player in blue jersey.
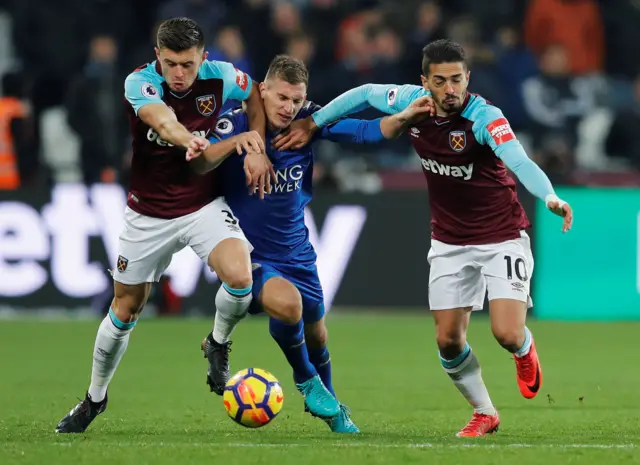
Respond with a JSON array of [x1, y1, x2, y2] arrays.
[[193, 55, 398, 432], [55, 17, 273, 434], [273, 40, 574, 437]]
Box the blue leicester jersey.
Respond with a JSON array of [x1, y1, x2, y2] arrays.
[[211, 102, 384, 263]]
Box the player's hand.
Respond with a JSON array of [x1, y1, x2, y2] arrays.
[[272, 116, 317, 151], [235, 130, 266, 156], [400, 95, 436, 123], [185, 137, 210, 161], [244, 151, 277, 200], [546, 196, 573, 233]]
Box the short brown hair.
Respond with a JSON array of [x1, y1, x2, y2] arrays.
[[157, 17, 205, 52], [265, 55, 309, 86]]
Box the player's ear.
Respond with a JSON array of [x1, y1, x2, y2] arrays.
[[259, 81, 266, 96], [202, 50, 209, 62], [154, 47, 160, 60], [420, 75, 428, 88]]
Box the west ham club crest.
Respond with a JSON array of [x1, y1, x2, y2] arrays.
[[449, 130, 466, 152], [117, 255, 129, 272], [196, 95, 216, 117]]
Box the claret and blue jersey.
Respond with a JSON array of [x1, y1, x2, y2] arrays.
[[210, 102, 384, 321], [311, 84, 558, 245], [122, 59, 253, 219]]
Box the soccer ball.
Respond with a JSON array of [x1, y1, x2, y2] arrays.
[[223, 368, 284, 428]]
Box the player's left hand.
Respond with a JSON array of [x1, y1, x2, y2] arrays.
[[272, 116, 317, 151], [185, 137, 210, 161], [244, 151, 277, 200], [402, 95, 436, 123], [546, 196, 573, 233]]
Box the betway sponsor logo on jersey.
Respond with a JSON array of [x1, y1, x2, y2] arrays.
[[255, 164, 304, 194], [146, 128, 209, 147], [420, 158, 473, 180]]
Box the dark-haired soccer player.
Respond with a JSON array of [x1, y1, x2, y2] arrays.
[[273, 39, 574, 437], [55, 17, 274, 433]]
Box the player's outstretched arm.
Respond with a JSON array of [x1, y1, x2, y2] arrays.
[[273, 84, 432, 151], [318, 118, 385, 144], [243, 85, 267, 152], [125, 72, 206, 154], [474, 108, 573, 232], [138, 104, 204, 151], [191, 131, 265, 174], [380, 96, 436, 139]]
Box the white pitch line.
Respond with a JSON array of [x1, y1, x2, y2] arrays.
[[51, 442, 637, 450]]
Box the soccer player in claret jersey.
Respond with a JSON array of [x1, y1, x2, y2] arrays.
[[273, 39, 574, 437], [55, 17, 274, 433], [193, 55, 397, 432]]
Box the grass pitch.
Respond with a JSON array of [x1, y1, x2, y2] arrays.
[[1, 312, 639, 464]]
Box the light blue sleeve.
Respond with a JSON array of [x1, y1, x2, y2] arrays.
[[467, 97, 556, 202], [311, 84, 429, 127], [124, 64, 165, 115], [199, 60, 253, 104]]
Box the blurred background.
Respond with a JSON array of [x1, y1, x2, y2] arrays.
[[0, 0, 638, 321]]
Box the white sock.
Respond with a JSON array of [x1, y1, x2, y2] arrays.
[[87, 309, 135, 403], [212, 283, 252, 344], [441, 344, 496, 416], [514, 326, 532, 358]]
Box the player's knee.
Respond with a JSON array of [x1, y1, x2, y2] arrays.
[[436, 329, 467, 358], [223, 270, 252, 292], [113, 282, 150, 322], [492, 326, 523, 351], [274, 295, 302, 325], [305, 324, 328, 349]]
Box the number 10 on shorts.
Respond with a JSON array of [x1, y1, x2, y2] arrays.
[[504, 255, 528, 281]]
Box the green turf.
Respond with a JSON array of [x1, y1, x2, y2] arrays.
[[1, 313, 639, 465]]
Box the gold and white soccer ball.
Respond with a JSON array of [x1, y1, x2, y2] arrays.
[[223, 368, 284, 428]]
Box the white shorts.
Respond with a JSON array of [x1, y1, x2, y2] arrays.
[[427, 231, 534, 311], [112, 197, 251, 285]]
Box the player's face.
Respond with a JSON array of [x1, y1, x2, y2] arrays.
[[155, 46, 207, 92], [259, 78, 307, 130], [421, 62, 470, 115]]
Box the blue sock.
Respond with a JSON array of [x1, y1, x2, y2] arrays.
[[308, 346, 335, 397], [269, 318, 317, 384]]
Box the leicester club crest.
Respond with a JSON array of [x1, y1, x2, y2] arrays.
[[117, 255, 128, 272], [449, 130, 466, 152], [196, 95, 216, 116]]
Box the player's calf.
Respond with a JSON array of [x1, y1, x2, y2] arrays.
[[56, 281, 148, 433], [203, 238, 254, 394], [489, 298, 542, 399], [261, 277, 339, 417], [434, 309, 497, 428], [305, 318, 335, 397]]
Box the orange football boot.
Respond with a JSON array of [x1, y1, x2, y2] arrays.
[[456, 412, 500, 437], [514, 337, 543, 399]]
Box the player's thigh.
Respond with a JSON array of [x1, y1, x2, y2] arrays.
[[257, 275, 303, 324], [289, 264, 325, 327], [428, 239, 486, 313], [482, 233, 534, 308], [184, 198, 253, 287], [112, 207, 182, 312], [488, 298, 527, 345]]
